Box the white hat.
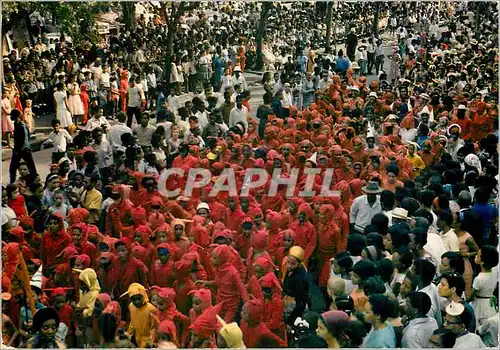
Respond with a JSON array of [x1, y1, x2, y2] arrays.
[[446, 301, 465, 316], [196, 202, 210, 212], [351, 62, 361, 70], [233, 66, 241, 72], [420, 93, 430, 100], [419, 106, 431, 116], [369, 92, 377, 98], [392, 208, 409, 220], [307, 152, 318, 166], [349, 86, 360, 92], [30, 265, 44, 290], [458, 104, 467, 110]]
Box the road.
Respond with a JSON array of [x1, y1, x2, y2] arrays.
[[1, 35, 396, 187]]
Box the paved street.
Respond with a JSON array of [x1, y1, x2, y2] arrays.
[[1, 37, 396, 186]]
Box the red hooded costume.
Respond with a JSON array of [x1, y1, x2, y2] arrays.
[[241, 298, 287, 348], [289, 204, 316, 265]]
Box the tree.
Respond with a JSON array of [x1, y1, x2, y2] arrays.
[[159, 1, 200, 84], [255, 2, 272, 71], [325, 2, 334, 53], [372, 3, 380, 37], [121, 3, 135, 32]]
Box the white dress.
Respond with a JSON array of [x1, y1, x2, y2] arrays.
[[66, 83, 84, 115], [471, 272, 498, 326], [53, 91, 72, 128]]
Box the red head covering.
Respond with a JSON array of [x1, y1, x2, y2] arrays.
[[213, 244, 232, 265], [319, 204, 336, 224], [131, 207, 147, 226], [148, 212, 166, 231], [58, 245, 78, 262], [8, 226, 26, 241], [191, 225, 211, 247], [260, 272, 282, 291], [349, 179, 366, 198], [254, 255, 276, 274], [67, 208, 90, 226], [157, 320, 179, 345], [188, 288, 212, 310], [135, 225, 152, 244], [51, 287, 67, 298], [251, 230, 269, 251], [75, 254, 91, 269], [103, 301, 122, 321], [98, 293, 111, 309], [244, 298, 264, 322], [132, 245, 148, 261], [265, 210, 282, 231], [157, 287, 176, 305], [18, 215, 34, 228], [189, 303, 223, 338]]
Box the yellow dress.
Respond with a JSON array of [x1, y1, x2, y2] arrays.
[[406, 154, 426, 178], [124, 283, 159, 348]]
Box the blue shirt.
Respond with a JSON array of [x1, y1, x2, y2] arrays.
[[362, 322, 396, 348], [336, 57, 350, 72], [472, 203, 497, 239]]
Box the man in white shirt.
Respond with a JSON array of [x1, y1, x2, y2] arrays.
[[133, 114, 155, 146], [108, 112, 132, 150], [126, 79, 144, 127], [231, 67, 247, 90], [317, 72, 333, 90], [44, 119, 72, 153], [444, 302, 486, 348], [350, 181, 383, 234], [282, 83, 294, 109], [228, 95, 248, 131], [402, 292, 439, 348], [437, 212, 460, 252], [192, 97, 209, 131]]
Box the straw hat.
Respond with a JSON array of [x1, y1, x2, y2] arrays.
[[392, 208, 409, 220]]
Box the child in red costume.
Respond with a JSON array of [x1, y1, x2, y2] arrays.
[[149, 243, 174, 287], [41, 213, 72, 277], [289, 203, 316, 266], [197, 245, 248, 323], [188, 288, 212, 324], [260, 273, 286, 341], [241, 298, 287, 348]]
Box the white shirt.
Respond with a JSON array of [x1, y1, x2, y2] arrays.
[[167, 95, 181, 115], [127, 86, 143, 108], [108, 122, 132, 149], [424, 229, 448, 272], [195, 110, 209, 130], [402, 317, 439, 348], [1, 206, 17, 228], [350, 195, 383, 233], [400, 128, 418, 144], [48, 129, 72, 152], [228, 106, 249, 130], [93, 139, 113, 168], [147, 73, 157, 89], [99, 72, 110, 88], [442, 228, 460, 252], [417, 283, 442, 326], [453, 332, 486, 348]]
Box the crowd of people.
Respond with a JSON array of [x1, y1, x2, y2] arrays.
[[1, 1, 499, 349]]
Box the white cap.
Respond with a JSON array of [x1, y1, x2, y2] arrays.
[[307, 152, 318, 166], [458, 104, 467, 110], [369, 92, 377, 98], [196, 202, 210, 212], [446, 301, 465, 316]]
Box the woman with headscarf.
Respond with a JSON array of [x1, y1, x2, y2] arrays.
[[171, 219, 192, 259], [197, 245, 248, 323], [316, 310, 350, 348], [41, 214, 72, 277], [25, 307, 66, 348], [241, 298, 287, 348], [283, 246, 310, 327]]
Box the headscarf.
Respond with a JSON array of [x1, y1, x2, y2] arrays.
[[189, 303, 223, 339], [188, 288, 213, 310], [75, 254, 91, 269], [320, 311, 349, 338], [251, 230, 268, 251], [213, 244, 232, 265]]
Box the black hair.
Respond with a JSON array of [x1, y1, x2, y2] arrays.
[[347, 234, 366, 256], [51, 119, 61, 128], [297, 335, 328, 348], [440, 272, 465, 297], [335, 295, 354, 315], [98, 313, 118, 343], [32, 307, 60, 334], [408, 291, 432, 315], [385, 164, 399, 176], [336, 255, 353, 272], [480, 245, 499, 269], [366, 233, 384, 250], [344, 320, 368, 346], [380, 190, 395, 210], [387, 226, 410, 249], [411, 226, 428, 248], [438, 211, 453, 227], [371, 214, 389, 235], [414, 259, 436, 286], [395, 246, 414, 271], [413, 209, 433, 226], [441, 251, 464, 275], [352, 260, 376, 280], [432, 328, 456, 348], [474, 186, 491, 204], [400, 197, 420, 216], [368, 294, 393, 323]]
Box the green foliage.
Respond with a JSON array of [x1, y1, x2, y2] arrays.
[[2, 2, 112, 44]]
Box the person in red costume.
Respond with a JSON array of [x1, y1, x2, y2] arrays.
[[224, 197, 246, 233], [240, 298, 287, 348], [173, 142, 199, 173], [150, 243, 174, 287], [153, 287, 189, 344], [331, 196, 350, 252], [317, 204, 342, 292], [132, 225, 155, 267], [156, 319, 180, 347], [6, 226, 34, 260], [197, 244, 248, 323], [246, 230, 272, 280], [41, 213, 72, 277], [95, 252, 117, 296], [105, 184, 133, 237], [171, 219, 192, 259], [70, 223, 97, 269], [74, 254, 91, 269], [112, 239, 149, 301], [289, 203, 316, 266], [234, 218, 253, 260], [188, 288, 212, 324], [51, 287, 77, 346], [188, 303, 222, 348], [247, 255, 276, 299], [264, 210, 283, 261], [260, 272, 286, 341]]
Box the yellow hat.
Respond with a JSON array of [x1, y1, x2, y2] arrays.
[[289, 246, 305, 262], [207, 152, 218, 160]]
